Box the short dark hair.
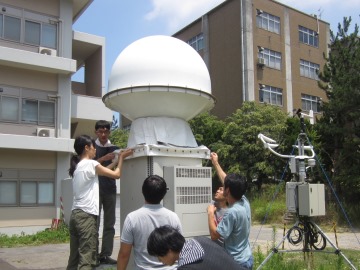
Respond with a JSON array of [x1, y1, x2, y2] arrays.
[[147, 225, 184, 257], [224, 173, 247, 200], [95, 120, 111, 130], [142, 175, 167, 204]]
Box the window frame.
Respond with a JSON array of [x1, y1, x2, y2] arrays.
[[187, 33, 204, 52], [0, 169, 55, 207], [0, 85, 56, 126], [299, 25, 319, 47], [300, 59, 320, 80], [0, 5, 58, 49], [259, 85, 283, 106], [301, 93, 321, 113], [258, 48, 282, 70], [256, 11, 281, 34]]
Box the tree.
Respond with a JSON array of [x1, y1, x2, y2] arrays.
[[109, 128, 129, 149], [188, 112, 225, 149], [211, 102, 289, 188], [317, 17, 360, 201]]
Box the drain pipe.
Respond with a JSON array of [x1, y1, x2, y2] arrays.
[[240, 0, 246, 103]]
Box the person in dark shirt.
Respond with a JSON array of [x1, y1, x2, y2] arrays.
[[94, 120, 119, 265], [147, 225, 242, 270]]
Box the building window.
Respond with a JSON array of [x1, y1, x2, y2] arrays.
[[300, 59, 319, 80], [1, 96, 19, 122], [258, 48, 281, 70], [259, 85, 283, 106], [0, 169, 55, 207], [256, 11, 280, 34], [0, 86, 55, 126], [3, 15, 21, 42], [24, 20, 57, 48], [21, 99, 55, 125], [0, 181, 17, 205], [0, 6, 58, 49], [187, 33, 204, 52], [301, 94, 321, 112], [41, 23, 57, 49], [299, 26, 318, 47]]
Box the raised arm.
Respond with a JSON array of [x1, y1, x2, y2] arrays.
[[210, 152, 227, 185], [207, 204, 222, 240]]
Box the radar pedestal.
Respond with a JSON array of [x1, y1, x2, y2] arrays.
[[104, 35, 216, 248]]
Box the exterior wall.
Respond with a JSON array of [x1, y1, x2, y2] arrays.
[[0, 66, 58, 92], [175, 0, 243, 119], [0, 0, 105, 229], [173, 0, 329, 119], [85, 47, 103, 97], [253, 0, 288, 108], [207, 0, 243, 119]]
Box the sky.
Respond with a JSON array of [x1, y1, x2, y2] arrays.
[[73, 0, 360, 93]]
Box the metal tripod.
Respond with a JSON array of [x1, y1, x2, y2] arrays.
[[257, 111, 357, 270], [256, 216, 357, 269]]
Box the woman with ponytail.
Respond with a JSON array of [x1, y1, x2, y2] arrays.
[[66, 135, 133, 270]]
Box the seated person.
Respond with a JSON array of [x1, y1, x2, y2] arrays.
[[147, 225, 241, 270]]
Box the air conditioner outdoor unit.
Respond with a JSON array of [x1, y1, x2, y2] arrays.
[[37, 128, 55, 137], [257, 57, 265, 67], [39, 47, 57, 56]]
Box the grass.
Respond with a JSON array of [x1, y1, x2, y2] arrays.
[[0, 221, 70, 248], [253, 231, 360, 270], [254, 248, 360, 270]]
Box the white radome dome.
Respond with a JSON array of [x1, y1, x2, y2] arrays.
[[103, 35, 215, 121]]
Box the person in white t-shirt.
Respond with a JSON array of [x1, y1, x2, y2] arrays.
[[66, 135, 133, 270], [117, 175, 182, 270]]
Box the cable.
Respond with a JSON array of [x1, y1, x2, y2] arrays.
[[305, 135, 360, 247]]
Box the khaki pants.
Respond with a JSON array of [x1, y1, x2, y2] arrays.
[[67, 209, 98, 270]]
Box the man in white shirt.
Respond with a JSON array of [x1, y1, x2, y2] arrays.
[[117, 175, 182, 270]]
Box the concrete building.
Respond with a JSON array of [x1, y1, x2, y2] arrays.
[[0, 0, 112, 229], [173, 0, 329, 119]]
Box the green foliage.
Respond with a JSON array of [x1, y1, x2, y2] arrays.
[[250, 183, 286, 224], [213, 102, 289, 184], [316, 17, 360, 202], [188, 112, 225, 149], [109, 128, 129, 148], [0, 222, 70, 248]]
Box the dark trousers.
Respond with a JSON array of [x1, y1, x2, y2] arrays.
[[97, 192, 116, 257], [67, 209, 98, 270]]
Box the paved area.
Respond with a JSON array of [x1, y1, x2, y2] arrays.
[[1, 195, 359, 269], [1, 224, 359, 270]]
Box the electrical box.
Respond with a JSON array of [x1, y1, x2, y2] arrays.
[[298, 183, 325, 216], [163, 166, 212, 237]]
